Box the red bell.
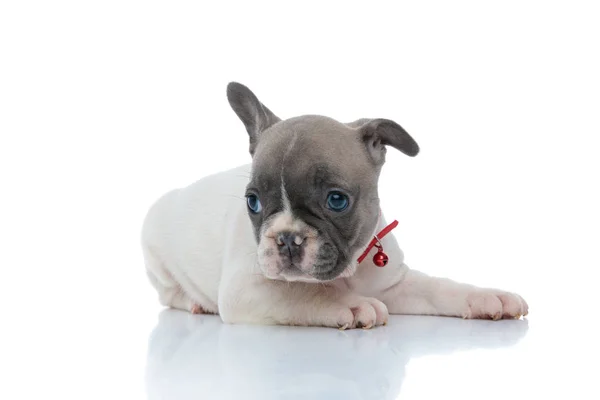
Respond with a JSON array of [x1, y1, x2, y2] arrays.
[[373, 249, 389, 267]]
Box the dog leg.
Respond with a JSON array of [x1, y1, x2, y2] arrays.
[[143, 245, 213, 314], [381, 266, 528, 320], [219, 276, 389, 329]]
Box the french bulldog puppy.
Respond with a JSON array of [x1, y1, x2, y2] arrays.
[[141, 82, 528, 329]]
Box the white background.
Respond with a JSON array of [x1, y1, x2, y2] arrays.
[[1, 1, 599, 399]]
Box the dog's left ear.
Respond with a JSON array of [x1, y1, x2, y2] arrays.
[[350, 118, 419, 164], [227, 82, 281, 155]]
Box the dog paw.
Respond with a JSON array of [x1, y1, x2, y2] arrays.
[[336, 296, 389, 330], [190, 304, 205, 314], [463, 290, 528, 320]]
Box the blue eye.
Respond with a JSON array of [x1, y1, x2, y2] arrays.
[[326, 191, 349, 212], [246, 194, 262, 213]]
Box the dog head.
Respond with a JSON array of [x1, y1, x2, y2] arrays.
[[227, 82, 419, 282]]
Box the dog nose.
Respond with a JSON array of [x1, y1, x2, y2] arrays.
[[276, 232, 304, 256]]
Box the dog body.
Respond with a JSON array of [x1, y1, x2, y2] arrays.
[[141, 83, 528, 329]]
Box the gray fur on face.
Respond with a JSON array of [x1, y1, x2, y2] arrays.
[[226, 82, 419, 281]]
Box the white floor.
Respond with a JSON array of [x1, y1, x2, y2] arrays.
[[7, 298, 594, 400], [141, 310, 595, 400]]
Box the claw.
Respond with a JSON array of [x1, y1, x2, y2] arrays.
[[382, 320, 388, 326], [338, 323, 349, 331], [362, 323, 373, 330]]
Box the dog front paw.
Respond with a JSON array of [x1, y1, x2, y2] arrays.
[[335, 296, 389, 330], [463, 290, 529, 320]]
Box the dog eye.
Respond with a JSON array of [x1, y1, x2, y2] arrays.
[[326, 191, 349, 212], [246, 194, 262, 213]]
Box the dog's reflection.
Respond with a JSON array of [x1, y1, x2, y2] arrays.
[[145, 310, 528, 400]]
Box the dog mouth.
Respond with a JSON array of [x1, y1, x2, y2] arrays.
[[310, 265, 349, 281], [273, 258, 351, 282], [257, 219, 350, 281], [277, 260, 317, 280], [282, 262, 303, 275], [280, 267, 313, 282]]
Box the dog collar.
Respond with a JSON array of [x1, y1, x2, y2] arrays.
[[356, 219, 399, 267]]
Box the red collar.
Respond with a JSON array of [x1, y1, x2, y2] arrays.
[[356, 219, 399, 266]]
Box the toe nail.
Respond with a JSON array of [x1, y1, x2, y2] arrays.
[[338, 323, 349, 330], [356, 321, 364, 329], [363, 323, 373, 330], [383, 320, 388, 326], [515, 314, 522, 319]]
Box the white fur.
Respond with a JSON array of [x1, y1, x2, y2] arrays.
[[257, 210, 320, 281], [141, 164, 528, 328]]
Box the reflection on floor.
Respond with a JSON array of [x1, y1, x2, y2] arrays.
[[145, 310, 528, 400]]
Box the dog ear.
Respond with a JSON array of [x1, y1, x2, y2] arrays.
[[227, 82, 281, 155], [350, 118, 419, 164]]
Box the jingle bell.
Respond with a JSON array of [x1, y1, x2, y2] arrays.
[[373, 250, 389, 267]]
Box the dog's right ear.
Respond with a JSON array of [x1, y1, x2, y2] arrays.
[[348, 118, 419, 165], [227, 82, 281, 155]]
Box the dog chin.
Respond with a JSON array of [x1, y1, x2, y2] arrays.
[[278, 274, 322, 283], [262, 263, 357, 283], [262, 268, 319, 282]]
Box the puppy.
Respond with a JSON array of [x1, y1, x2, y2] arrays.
[[141, 82, 528, 329]]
